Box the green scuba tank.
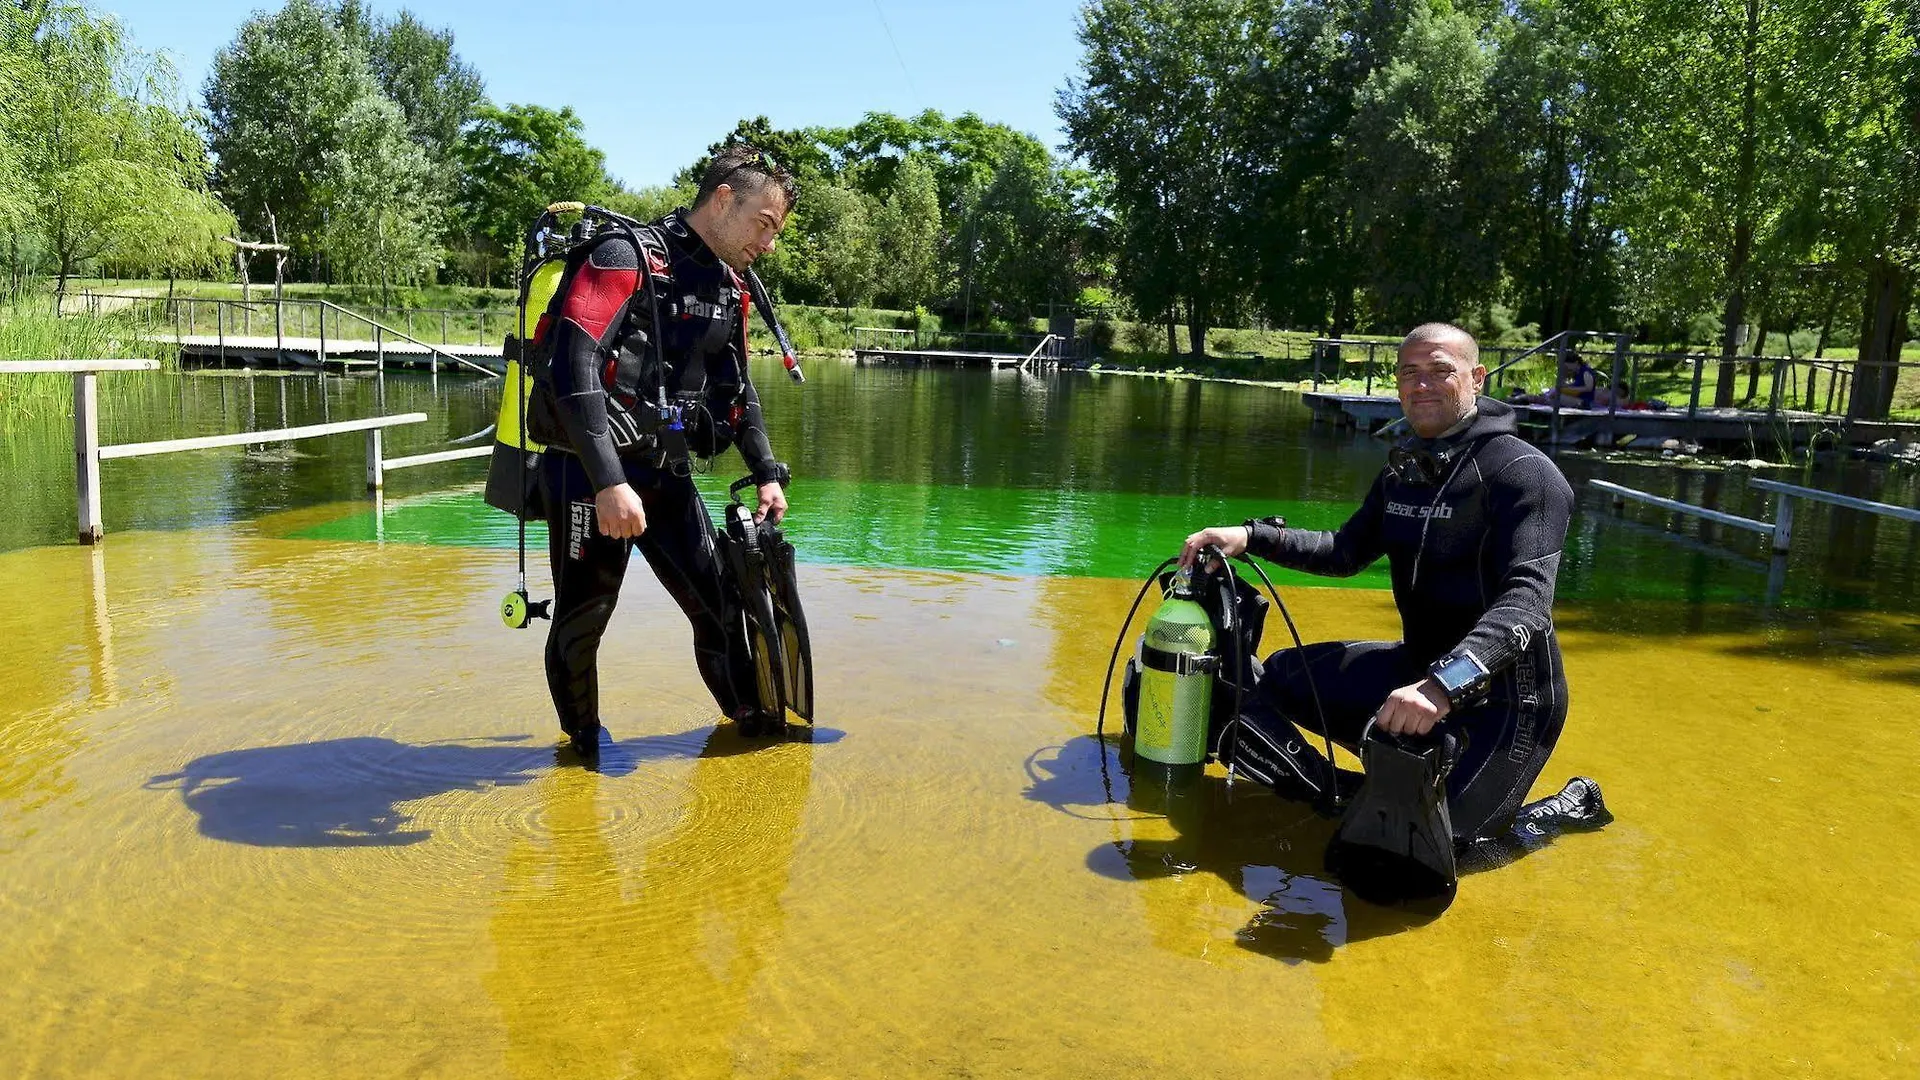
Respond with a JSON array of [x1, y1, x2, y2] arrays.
[[1133, 568, 1218, 766]]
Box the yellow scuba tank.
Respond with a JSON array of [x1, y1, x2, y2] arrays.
[[483, 244, 565, 523], [1132, 567, 1218, 766], [490, 202, 586, 630]]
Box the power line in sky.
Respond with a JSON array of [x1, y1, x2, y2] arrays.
[[869, 0, 919, 105]]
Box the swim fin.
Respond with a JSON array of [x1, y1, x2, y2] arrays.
[[1324, 726, 1459, 910], [719, 498, 788, 721], [716, 474, 813, 725], [764, 521, 814, 721]]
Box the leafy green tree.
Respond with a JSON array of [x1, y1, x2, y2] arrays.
[[1805, 0, 1918, 419], [962, 143, 1082, 317], [783, 183, 879, 307], [9, 1, 232, 302], [452, 103, 611, 284], [335, 1, 483, 169], [872, 155, 942, 308], [677, 116, 831, 192], [1481, 0, 1629, 336], [599, 182, 697, 226], [204, 0, 387, 271], [1605, 0, 1816, 405], [319, 93, 440, 301], [1060, 0, 1264, 355], [1341, 1, 1505, 328]]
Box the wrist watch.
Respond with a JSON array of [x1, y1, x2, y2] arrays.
[[1428, 650, 1490, 707]]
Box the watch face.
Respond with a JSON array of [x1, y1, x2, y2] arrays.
[[1434, 655, 1482, 692]]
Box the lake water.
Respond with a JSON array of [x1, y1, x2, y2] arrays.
[[2, 359, 1916, 1076]]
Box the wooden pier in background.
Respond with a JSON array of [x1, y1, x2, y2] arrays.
[[1301, 391, 1920, 452]]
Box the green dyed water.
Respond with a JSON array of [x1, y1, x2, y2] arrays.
[[3, 358, 1917, 611]]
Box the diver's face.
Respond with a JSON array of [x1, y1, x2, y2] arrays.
[[707, 184, 790, 271], [1397, 345, 1485, 438]]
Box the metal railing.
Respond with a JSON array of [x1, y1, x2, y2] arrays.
[[1, 357, 478, 542], [71, 290, 500, 378], [1591, 475, 1920, 565], [1590, 478, 1791, 554]]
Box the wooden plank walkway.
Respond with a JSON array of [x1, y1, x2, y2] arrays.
[[854, 347, 1027, 368], [148, 333, 505, 373]]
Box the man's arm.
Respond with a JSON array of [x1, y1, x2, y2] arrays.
[[548, 235, 641, 493], [731, 305, 787, 523], [1244, 473, 1389, 577], [1440, 453, 1574, 682]]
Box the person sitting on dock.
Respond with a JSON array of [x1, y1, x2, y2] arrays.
[[1511, 353, 1613, 410], [1180, 322, 1612, 870]]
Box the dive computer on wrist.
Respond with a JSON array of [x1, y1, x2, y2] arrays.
[[1428, 651, 1490, 707]]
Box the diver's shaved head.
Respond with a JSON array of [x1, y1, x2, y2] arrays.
[[1400, 322, 1480, 367]]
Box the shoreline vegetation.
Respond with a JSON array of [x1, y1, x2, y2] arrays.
[[8, 288, 1920, 431]]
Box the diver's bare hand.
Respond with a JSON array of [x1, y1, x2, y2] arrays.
[[755, 482, 787, 525], [595, 483, 647, 539], [1373, 679, 1451, 736], [1180, 526, 1249, 568]]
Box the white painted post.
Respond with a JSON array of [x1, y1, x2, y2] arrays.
[[1771, 494, 1794, 555], [75, 372, 103, 543], [365, 428, 384, 490]]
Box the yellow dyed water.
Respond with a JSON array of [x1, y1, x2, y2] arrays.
[[3, 521, 1918, 1078]]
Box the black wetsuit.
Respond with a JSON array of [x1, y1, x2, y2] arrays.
[[527, 210, 784, 739], [1242, 396, 1575, 842]]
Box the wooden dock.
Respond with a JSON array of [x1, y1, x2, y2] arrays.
[[1300, 391, 1920, 451], [150, 333, 504, 374], [853, 346, 1029, 369]]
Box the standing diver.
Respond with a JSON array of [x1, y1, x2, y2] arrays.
[[1180, 323, 1611, 900], [525, 145, 800, 756]]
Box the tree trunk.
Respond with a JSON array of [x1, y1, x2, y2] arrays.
[[1847, 257, 1913, 420], [55, 252, 73, 316], [1332, 285, 1355, 340], [1815, 280, 1839, 358], [1716, 0, 1762, 409], [1186, 296, 1207, 359], [1165, 313, 1177, 358]]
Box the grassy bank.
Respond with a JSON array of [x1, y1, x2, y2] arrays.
[[56, 277, 1920, 419], [0, 308, 181, 421]]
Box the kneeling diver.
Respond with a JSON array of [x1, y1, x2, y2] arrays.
[[1180, 323, 1611, 904]]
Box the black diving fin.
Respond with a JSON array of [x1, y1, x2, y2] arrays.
[[764, 522, 814, 721], [1324, 725, 1459, 910], [719, 472, 813, 725]]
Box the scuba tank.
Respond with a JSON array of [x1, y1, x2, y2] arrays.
[[1098, 547, 1337, 794], [1130, 566, 1218, 766]]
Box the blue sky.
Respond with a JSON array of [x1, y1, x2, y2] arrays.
[[97, 0, 1090, 188]]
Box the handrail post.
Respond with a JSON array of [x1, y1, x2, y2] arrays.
[[365, 428, 384, 490], [217, 302, 226, 367], [1608, 333, 1629, 428], [1688, 349, 1706, 421], [1771, 494, 1794, 554], [75, 373, 103, 544]]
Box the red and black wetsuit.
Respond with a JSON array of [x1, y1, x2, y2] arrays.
[[1239, 396, 1577, 842], [527, 210, 784, 740]]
